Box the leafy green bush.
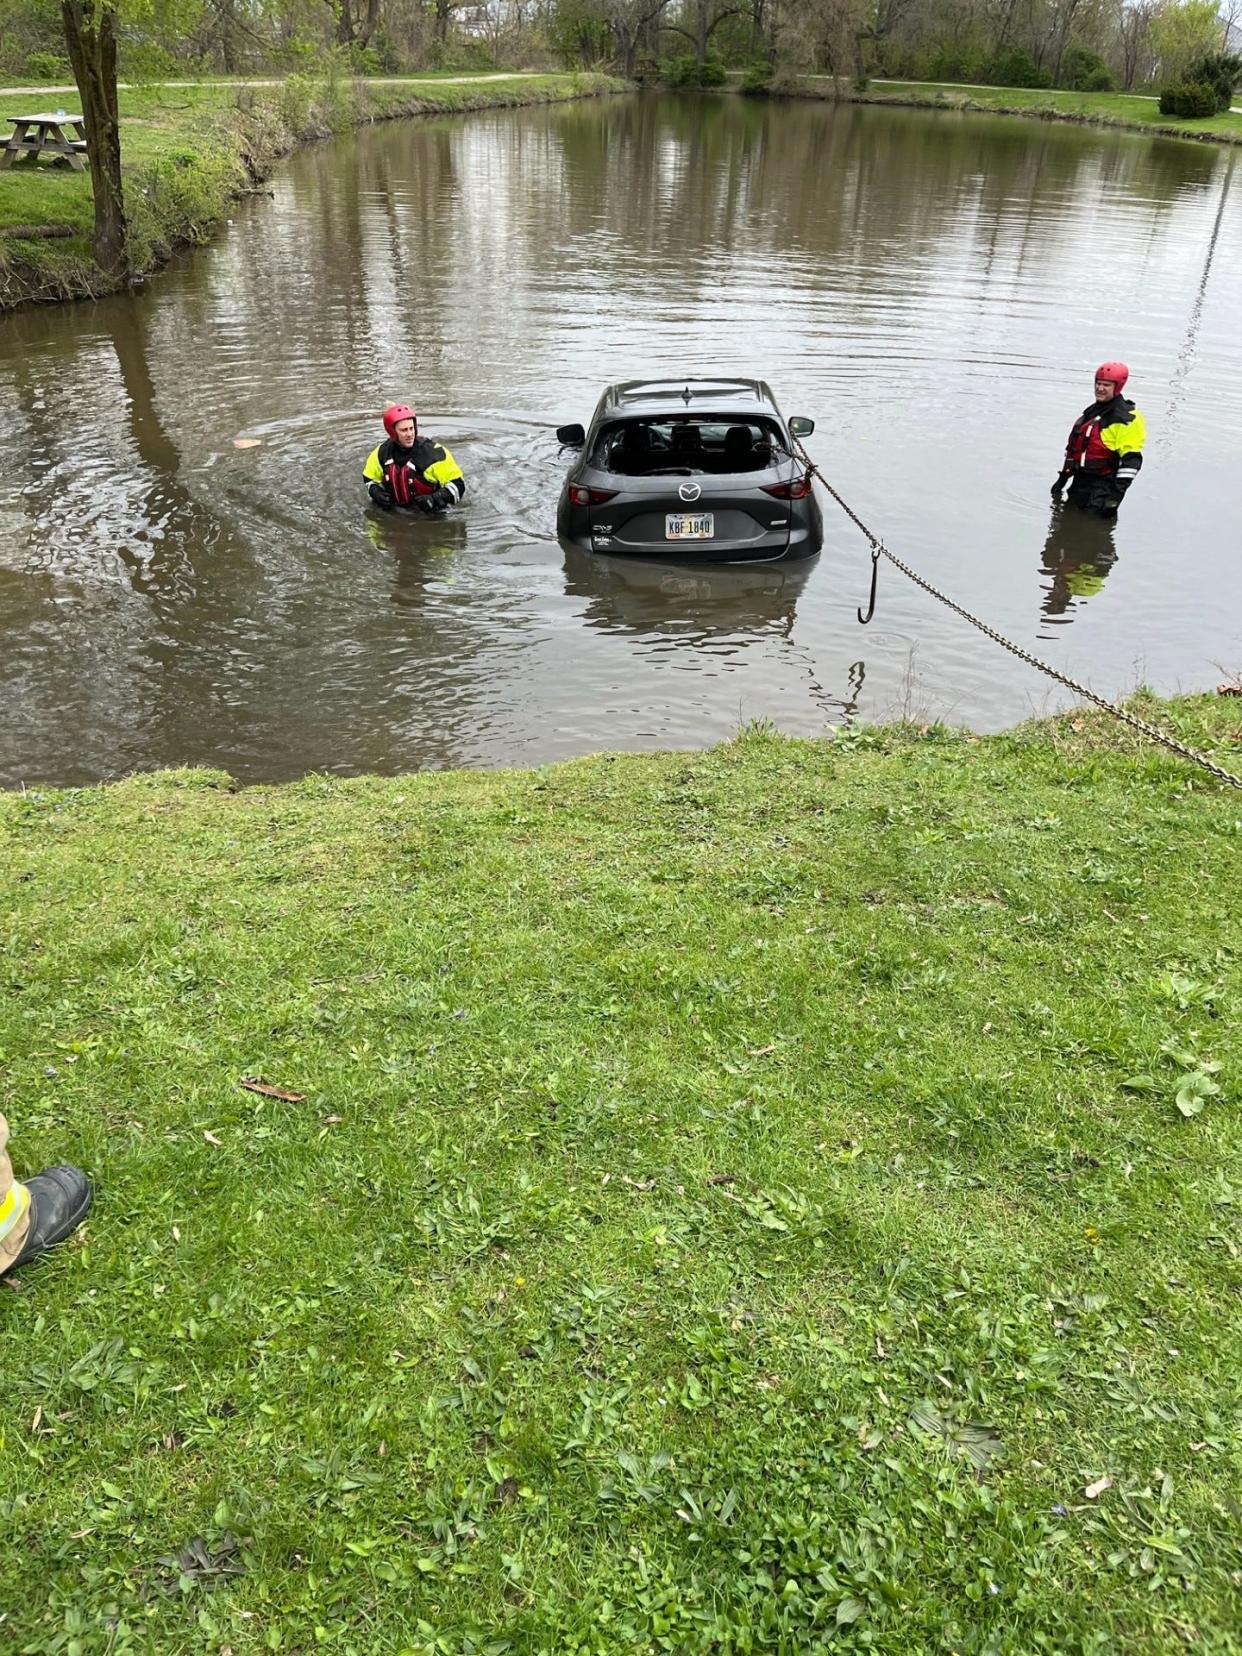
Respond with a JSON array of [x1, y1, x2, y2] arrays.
[[319, 54, 357, 130], [365, 31, 400, 73], [739, 59, 773, 94], [117, 41, 185, 82], [1158, 79, 1221, 116], [428, 40, 498, 72], [134, 145, 238, 265], [663, 53, 727, 87], [347, 44, 384, 76], [989, 48, 1052, 88], [1059, 45, 1116, 91], [25, 50, 68, 81], [925, 45, 990, 82], [275, 35, 320, 72], [278, 73, 317, 133], [1184, 52, 1241, 110]]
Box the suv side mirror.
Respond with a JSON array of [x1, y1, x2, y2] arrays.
[[557, 423, 586, 448], [788, 416, 815, 437]]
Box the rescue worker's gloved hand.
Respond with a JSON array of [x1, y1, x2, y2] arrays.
[[368, 482, 394, 510], [429, 486, 456, 510], [412, 494, 441, 516], [1050, 474, 1069, 501]]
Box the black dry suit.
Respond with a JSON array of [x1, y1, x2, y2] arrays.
[[1058, 395, 1145, 516], [363, 436, 466, 513]]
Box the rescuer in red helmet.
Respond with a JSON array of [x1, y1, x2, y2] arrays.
[[1051, 362, 1145, 517], [363, 403, 466, 514]]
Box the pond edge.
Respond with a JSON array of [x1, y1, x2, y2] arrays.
[[745, 80, 1242, 148], [0, 73, 628, 313]]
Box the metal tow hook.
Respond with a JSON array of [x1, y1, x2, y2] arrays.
[[857, 543, 881, 625]]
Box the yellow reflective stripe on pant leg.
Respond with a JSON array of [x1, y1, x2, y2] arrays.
[[0, 1180, 30, 1244]]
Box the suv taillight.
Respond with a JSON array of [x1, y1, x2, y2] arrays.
[[569, 485, 619, 506], [761, 478, 812, 500]]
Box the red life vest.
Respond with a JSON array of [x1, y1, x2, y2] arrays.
[[385, 456, 436, 507], [1069, 414, 1113, 470], [1064, 396, 1139, 478]]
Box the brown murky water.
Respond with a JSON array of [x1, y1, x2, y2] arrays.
[[1, 95, 1239, 785]]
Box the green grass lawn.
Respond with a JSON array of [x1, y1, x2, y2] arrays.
[[0, 74, 607, 232], [2, 698, 1240, 1653], [851, 79, 1242, 143], [0, 86, 234, 247], [0, 74, 620, 303]]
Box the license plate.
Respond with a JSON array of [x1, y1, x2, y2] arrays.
[[666, 513, 714, 540]]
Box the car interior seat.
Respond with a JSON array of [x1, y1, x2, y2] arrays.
[[614, 424, 652, 475], [724, 425, 757, 472], [669, 424, 704, 469]]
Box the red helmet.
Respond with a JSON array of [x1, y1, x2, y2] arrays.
[[1095, 361, 1129, 394], [382, 403, 417, 439]]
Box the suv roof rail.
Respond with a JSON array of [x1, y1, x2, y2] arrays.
[[606, 378, 776, 412]]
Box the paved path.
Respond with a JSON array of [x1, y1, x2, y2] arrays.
[[0, 72, 541, 97], [5, 73, 1236, 115]]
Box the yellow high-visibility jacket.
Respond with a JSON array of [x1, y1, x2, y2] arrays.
[[364, 437, 465, 509], [1063, 397, 1145, 489]]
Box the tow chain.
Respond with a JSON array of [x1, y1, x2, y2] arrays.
[[791, 441, 1242, 791]]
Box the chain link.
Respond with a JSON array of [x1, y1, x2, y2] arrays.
[[792, 443, 1242, 791]]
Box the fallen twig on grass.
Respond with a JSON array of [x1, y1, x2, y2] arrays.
[[239, 1076, 306, 1101]]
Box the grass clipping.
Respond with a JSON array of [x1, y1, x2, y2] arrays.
[[1, 696, 1240, 1651]]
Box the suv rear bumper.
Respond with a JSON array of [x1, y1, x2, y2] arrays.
[[559, 513, 821, 562]]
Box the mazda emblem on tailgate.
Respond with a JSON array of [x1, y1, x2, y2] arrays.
[[678, 483, 701, 502]]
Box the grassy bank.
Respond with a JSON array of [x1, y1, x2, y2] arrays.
[[1, 697, 1240, 1653], [784, 76, 1242, 146], [0, 72, 623, 309]]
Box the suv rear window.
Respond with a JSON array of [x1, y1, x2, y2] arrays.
[[593, 417, 783, 477]]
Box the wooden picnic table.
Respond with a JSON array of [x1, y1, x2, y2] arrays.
[[1, 111, 88, 171]]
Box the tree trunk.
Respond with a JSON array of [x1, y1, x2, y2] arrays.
[[993, 0, 1020, 55], [361, 0, 380, 47], [337, 0, 357, 46], [214, 0, 238, 71], [61, 0, 127, 283]]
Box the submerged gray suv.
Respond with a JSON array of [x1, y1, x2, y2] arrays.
[[556, 379, 823, 562]]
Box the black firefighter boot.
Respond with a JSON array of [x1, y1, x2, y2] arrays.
[[1, 1165, 92, 1278]]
